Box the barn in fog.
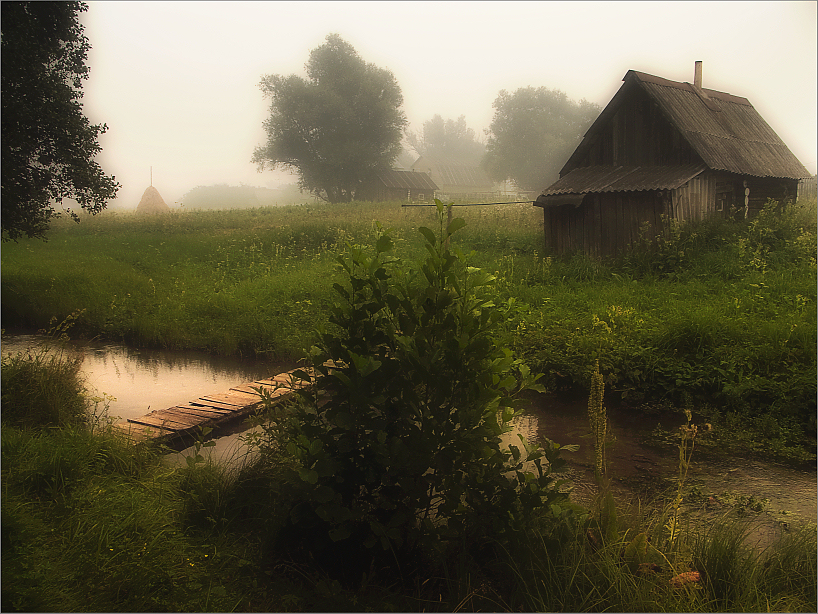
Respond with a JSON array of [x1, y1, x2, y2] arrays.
[[360, 169, 439, 202], [411, 155, 495, 202], [535, 63, 812, 256]]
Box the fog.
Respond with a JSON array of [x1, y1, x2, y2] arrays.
[[78, 1, 817, 210]]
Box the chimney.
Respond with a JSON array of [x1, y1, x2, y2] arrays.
[[694, 61, 702, 89]]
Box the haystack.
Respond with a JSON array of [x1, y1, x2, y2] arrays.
[[136, 186, 170, 214]]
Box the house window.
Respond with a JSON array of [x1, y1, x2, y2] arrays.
[[417, 193, 425, 202]]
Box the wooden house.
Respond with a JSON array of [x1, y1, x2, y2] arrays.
[[411, 155, 496, 202], [535, 63, 812, 256], [360, 169, 439, 203]]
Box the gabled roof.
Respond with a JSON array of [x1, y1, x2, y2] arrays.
[[375, 169, 438, 191], [561, 70, 810, 181], [412, 155, 494, 189]]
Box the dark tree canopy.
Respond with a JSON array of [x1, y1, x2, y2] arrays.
[[1, 1, 119, 241], [253, 34, 407, 204], [407, 115, 485, 166], [482, 87, 600, 192]]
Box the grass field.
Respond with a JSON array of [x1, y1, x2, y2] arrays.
[[2, 198, 816, 454]]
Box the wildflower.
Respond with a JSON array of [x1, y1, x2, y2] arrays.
[[670, 571, 701, 588]]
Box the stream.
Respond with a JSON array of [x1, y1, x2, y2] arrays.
[[3, 332, 815, 546]]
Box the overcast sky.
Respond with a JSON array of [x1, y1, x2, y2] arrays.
[[78, 1, 817, 209]]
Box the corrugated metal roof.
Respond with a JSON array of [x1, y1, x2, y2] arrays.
[[541, 164, 706, 196], [557, 70, 810, 183], [633, 73, 810, 179], [375, 169, 439, 191]]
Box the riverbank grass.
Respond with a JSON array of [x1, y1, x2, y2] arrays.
[[3, 199, 815, 450], [3, 219, 817, 612]]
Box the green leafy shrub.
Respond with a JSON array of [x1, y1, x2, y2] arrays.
[[266, 201, 571, 581]]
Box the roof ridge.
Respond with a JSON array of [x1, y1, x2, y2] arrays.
[[626, 70, 752, 106]]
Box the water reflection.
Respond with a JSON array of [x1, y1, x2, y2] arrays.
[[1, 332, 290, 423], [4, 332, 814, 541], [522, 393, 817, 542]]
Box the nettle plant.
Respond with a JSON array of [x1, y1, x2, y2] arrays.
[[270, 200, 571, 568]]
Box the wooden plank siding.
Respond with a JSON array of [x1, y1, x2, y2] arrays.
[[745, 177, 799, 216], [543, 190, 671, 257], [577, 86, 703, 169]]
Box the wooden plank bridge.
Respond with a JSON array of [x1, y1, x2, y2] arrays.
[[112, 366, 311, 445]]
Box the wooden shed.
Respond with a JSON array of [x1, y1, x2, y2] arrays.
[[534, 64, 812, 256], [411, 155, 495, 202], [360, 169, 439, 202]]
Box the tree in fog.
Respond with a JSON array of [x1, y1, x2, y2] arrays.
[[407, 115, 485, 166], [253, 34, 406, 204], [1, 1, 120, 241], [483, 87, 600, 192]]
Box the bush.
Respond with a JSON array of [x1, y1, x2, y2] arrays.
[[263, 201, 573, 582]]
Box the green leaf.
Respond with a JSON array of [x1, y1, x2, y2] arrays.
[[447, 217, 466, 236], [418, 226, 436, 247], [298, 468, 319, 484], [329, 526, 351, 542], [313, 484, 336, 503], [376, 234, 393, 253], [509, 444, 521, 462], [292, 369, 313, 382], [332, 283, 350, 301]]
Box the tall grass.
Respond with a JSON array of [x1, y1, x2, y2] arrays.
[[1, 318, 87, 428], [2, 201, 539, 357], [2, 198, 815, 438], [2, 303, 815, 612]]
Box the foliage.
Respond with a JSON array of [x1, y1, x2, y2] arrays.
[[483, 86, 600, 191], [266, 200, 570, 580], [1, 199, 815, 448], [507, 507, 817, 612], [587, 362, 618, 544], [1, 312, 815, 612], [407, 114, 486, 165], [253, 34, 406, 203], [510, 201, 816, 432], [1, 316, 88, 428], [1, 1, 119, 242]]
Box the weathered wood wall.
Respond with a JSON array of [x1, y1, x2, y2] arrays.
[[798, 176, 817, 201], [542, 80, 805, 256], [745, 177, 799, 215], [671, 174, 715, 222], [577, 86, 702, 168], [543, 190, 666, 257]]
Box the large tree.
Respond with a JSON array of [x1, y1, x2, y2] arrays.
[[483, 87, 600, 192], [253, 34, 406, 203], [1, 1, 119, 242], [407, 114, 485, 166]]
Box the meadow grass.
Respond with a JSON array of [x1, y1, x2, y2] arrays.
[[2, 198, 815, 443]]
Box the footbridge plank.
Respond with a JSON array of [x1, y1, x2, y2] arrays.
[[114, 365, 316, 446]]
